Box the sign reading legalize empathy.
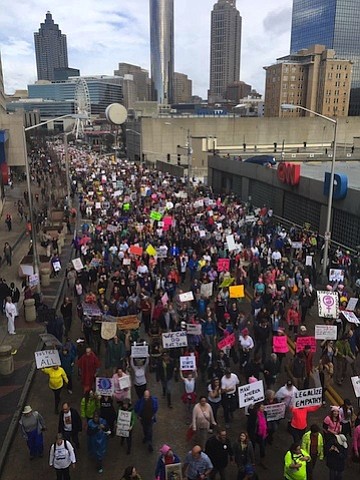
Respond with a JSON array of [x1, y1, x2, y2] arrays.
[[34, 349, 61, 369], [294, 388, 322, 408]]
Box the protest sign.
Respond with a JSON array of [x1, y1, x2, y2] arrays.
[[179, 291, 194, 303], [317, 291, 339, 319], [123, 258, 131, 266], [200, 282, 213, 298], [116, 409, 132, 437], [346, 298, 358, 312], [226, 235, 237, 252], [315, 325, 337, 341], [180, 356, 196, 371], [229, 285, 244, 298], [131, 345, 149, 358], [219, 278, 234, 288], [217, 258, 230, 272], [29, 274, 39, 288], [272, 336, 289, 353], [264, 403, 286, 422], [329, 269, 344, 282], [186, 324, 202, 335], [162, 331, 188, 349], [72, 258, 84, 271], [150, 211, 162, 221], [53, 261, 61, 272], [193, 199, 204, 209], [341, 311, 360, 325], [351, 376, 360, 398], [296, 336, 316, 353], [146, 244, 157, 257], [116, 315, 140, 330], [217, 333, 236, 351], [118, 375, 131, 390], [199, 230, 206, 238], [291, 242, 303, 250], [305, 256, 313, 266], [101, 322, 117, 340], [129, 245, 143, 256], [161, 292, 169, 305], [239, 380, 264, 408], [107, 224, 118, 232], [165, 464, 182, 480], [34, 349, 61, 369], [96, 377, 114, 396], [294, 388, 322, 408]]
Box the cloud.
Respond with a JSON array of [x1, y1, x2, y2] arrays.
[[0, 0, 292, 97]]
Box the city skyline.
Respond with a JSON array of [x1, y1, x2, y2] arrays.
[[0, 0, 292, 97]]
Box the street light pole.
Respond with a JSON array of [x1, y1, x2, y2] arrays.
[[63, 133, 72, 209], [187, 128, 192, 180], [281, 104, 337, 282]]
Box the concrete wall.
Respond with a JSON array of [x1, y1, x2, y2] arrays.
[[0, 112, 26, 167]]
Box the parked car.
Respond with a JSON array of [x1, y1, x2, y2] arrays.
[[244, 155, 276, 166]]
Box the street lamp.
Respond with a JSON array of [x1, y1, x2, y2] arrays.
[[63, 132, 72, 209], [281, 103, 338, 281], [125, 129, 142, 163], [164, 122, 192, 180]]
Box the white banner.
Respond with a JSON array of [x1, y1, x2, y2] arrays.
[[186, 324, 202, 335], [315, 325, 338, 340], [238, 380, 264, 408], [95, 377, 114, 396], [200, 282, 213, 298], [294, 388, 322, 408], [179, 291, 194, 303], [34, 349, 61, 369], [341, 311, 360, 325], [264, 402, 286, 422], [162, 331, 188, 349], [317, 291, 339, 318], [180, 356, 196, 371], [351, 376, 360, 398], [131, 345, 149, 358], [116, 409, 132, 437]]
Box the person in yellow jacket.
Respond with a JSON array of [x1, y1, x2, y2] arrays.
[[284, 442, 310, 480], [301, 424, 324, 480], [42, 365, 68, 414]]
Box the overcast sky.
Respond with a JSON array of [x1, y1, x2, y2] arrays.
[[0, 0, 292, 97]]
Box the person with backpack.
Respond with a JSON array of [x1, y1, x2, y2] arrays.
[[49, 432, 76, 480]]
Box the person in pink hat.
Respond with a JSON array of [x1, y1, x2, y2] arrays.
[[154, 444, 181, 480]]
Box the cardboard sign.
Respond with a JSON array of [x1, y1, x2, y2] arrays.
[[186, 324, 202, 335], [131, 345, 149, 358], [116, 409, 132, 437], [72, 258, 84, 271], [118, 375, 131, 390], [116, 315, 140, 331], [180, 356, 196, 371], [272, 336, 289, 353], [229, 285, 244, 298], [346, 298, 358, 312], [35, 349, 61, 369], [217, 333, 236, 351], [317, 291, 339, 319], [217, 258, 230, 272], [129, 245, 143, 256], [264, 402, 286, 422], [96, 377, 114, 396], [162, 331, 188, 349], [200, 282, 213, 298], [179, 291, 194, 303], [351, 376, 360, 398], [329, 269, 344, 282], [238, 380, 264, 408], [296, 336, 316, 353], [294, 388, 322, 408], [226, 234, 237, 252], [341, 311, 360, 325], [315, 325, 338, 340]]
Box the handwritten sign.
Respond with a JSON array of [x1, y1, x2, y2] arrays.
[[116, 409, 132, 437], [296, 336, 316, 353], [305, 256, 313, 266], [272, 336, 289, 353], [229, 285, 244, 298], [264, 402, 286, 422], [294, 388, 322, 408], [315, 325, 337, 340], [96, 377, 114, 396], [116, 315, 140, 331], [129, 245, 143, 256], [217, 333, 236, 351], [72, 258, 84, 271], [226, 235, 237, 252], [162, 331, 188, 349], [186, 324, 202, 335], [35, 349, 61, 369], [200, 282, 213, 298], [217, 258, 230, 272], [346, 298, 358, 312], [341, 311, 360, 325], [180, 356, 196, 371], [118, 375, 131, 390], [131, 345, 149, 358], [179, 291, 194, 303], [317, 291, 339, 319], [351, 376, 360, 398], [29, 274, 39, 288], [239, 380, 264, 408]]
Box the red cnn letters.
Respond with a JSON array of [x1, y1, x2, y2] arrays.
[[277, 162, 301, 186]]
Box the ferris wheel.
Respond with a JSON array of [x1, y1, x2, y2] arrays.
[[72, 78, 91, 139]]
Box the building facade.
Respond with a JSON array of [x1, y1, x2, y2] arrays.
[[209, 0, 242, 103], [34, 12, 68, 81], [290, 0, 360, 113], [264, 45, 352, 117], [225, 81, 251, 103], [173, 72, 192, 103], [149, 0, 174, 104]]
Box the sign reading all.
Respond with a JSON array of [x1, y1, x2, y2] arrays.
[[277, 162, 301, 186]]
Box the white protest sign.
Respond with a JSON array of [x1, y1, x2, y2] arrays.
[[226, 235, 237, 252], [264, 403, 286, 422], [29, 274, 39, 288], [53, 261, 61, 272], [305, 256, 313, 266], [22, 265, 34, 276], [96, 377, 114, 396], [317, 291, 339, 318], [72, 258, 84, 271], [200, 282, 213, 298], [186, 324, 202, 335], [131, 345, 149, 358], [329, 269, 344, 282], [291, 241, 303, 250], [123, 258, 131, 266], [34, 349, 61, 369], [180, 356, 196, 371], [95, 202, 101, 209], [107, 224, 118, 233], [193, 199, 204, 209], [315, 325, 338, 340], [294, 388, 322, 408], [238, 380, 264, 408], [346, 298, 358, 312], [162, 331, 188, 349], [351, 376, 360, 398], [119, 375, 131, 390], [116, 409, 132, 437], [341, 311, 360, 325], [199, 230, 206, 238], [179, 291, 194, 303]]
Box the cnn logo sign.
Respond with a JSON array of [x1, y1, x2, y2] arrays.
[[277, 162, 301, 186]]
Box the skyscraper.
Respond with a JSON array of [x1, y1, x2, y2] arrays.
[[34, 11, 68, 81], [209, 0, 242, 103], [290, 0, 360, 113], [149, 0, 174, 104]]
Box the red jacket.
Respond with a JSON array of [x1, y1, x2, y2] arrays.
[[290, 405, 321, 430], [286, 308, 300, 326]]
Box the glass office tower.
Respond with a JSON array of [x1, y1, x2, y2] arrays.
[[150, 0, 174, 104]]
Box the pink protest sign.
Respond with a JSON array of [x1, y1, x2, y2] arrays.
[[217, 258, 230, 272], [217, 333, 236, 350], [163, 216, 173, 231], [273, 336, 289, 354], [296, 336, 317, 353]]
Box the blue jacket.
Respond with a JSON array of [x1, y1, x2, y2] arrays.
[[155, 453, 181, 480], [134, 396, 158, 423]]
